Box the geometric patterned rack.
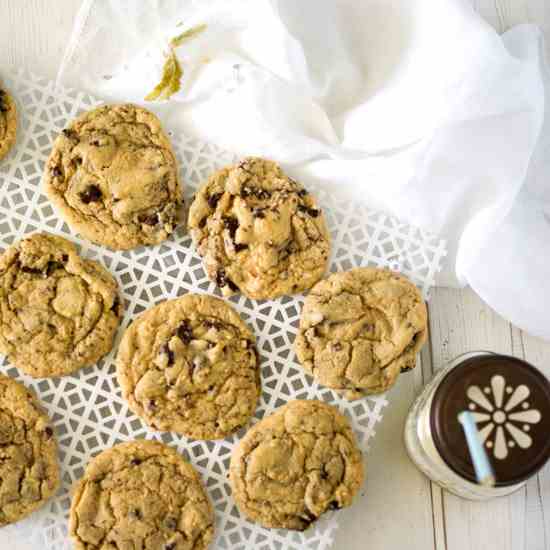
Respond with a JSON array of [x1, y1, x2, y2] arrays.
[[0, 69, 446, 550]]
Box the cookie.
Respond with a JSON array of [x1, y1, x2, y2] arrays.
[[44, 104, 183, 250], [117, 294, 260, 439], [69, 440, 214, 550], [0, 232, 123, 378], [0, 374, 60, 526], [229, 399, 363, 530], [0, 84, 17, 161], [188, 157, 330, 299], [295, 268, 428, 399]]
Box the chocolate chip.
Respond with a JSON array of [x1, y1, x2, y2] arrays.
[[255, 188, 270, 200], [240, 185, 252, 198], [234, 243, 248, 253], [44, 427, 53, 439], [297, 188, 308, 197], [111, 295, 121, 313], [224, 217, 239, 239], [161, 344, 175, 365], [138, 213, 159, 226], [215, 269, 238, 291], [164, 543, 176, 550], [46, 261, 64, 276], [203, 319, 222, 330], [0, 90, 6, 112], [298, 511, 317, 529], [328, 501, 341, 511], [176, 321, 193, 344], [51, 166, 62, 178], [62, 128, 77, 139], [164, 517, 177, 530], [62, 254, 69, 262], [298, 204, 320, 217], [147, 400, 157, 411], [207, 192, 222, 209], [128, 508, 142, 520], [21, 266, 43, 275], [80, 185, 102, 204], [130, 458, 141, 466], [333, 342, 342, 351], [198, 217, 207, 229], [252, 208, 266, 219]]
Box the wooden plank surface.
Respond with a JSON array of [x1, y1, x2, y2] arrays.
[[1, 1, 549, 549]]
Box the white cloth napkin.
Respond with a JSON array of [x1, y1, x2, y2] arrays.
[[56, 0, 550, 341]]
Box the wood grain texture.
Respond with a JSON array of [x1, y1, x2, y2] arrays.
[[0, 1, 549, 550]]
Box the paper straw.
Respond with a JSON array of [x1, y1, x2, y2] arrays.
[[458, 411, 496, 487]]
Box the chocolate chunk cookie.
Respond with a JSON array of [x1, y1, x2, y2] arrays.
[[188, 157, 330, 299], [295, 268, 428, 399], [0, 374, 60, 526], [229, 400, 364, 530], [117, 294, 260, 439], [69, 440, 214, 550], [0, 232, 123, 378], [0, 84, 17, 161], [44, 104, 183, 250]]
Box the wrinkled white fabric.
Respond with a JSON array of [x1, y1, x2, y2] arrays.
[[56, 0, 550, 340]]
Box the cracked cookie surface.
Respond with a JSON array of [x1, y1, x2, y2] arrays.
[[229, 399, 363, 531], [0, 85, 17, 161], [0, 374, 59, 526], [69, 440, 214, 550], [188, 157, 330, 300], [295, 268, 428, 399], [0, 232, 123, 378], [44, 104, 183, 250], [117, 294, 260, 439]]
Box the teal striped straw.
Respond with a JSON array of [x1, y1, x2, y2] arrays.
[[458, 411, 496, 487]]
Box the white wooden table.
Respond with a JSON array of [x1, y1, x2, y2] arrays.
[[1, 1, 549, 549]]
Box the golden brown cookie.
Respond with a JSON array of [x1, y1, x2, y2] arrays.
[[188, 157, 330, 299], [229, 400, 364, 531], [44, 104, 183, 250], [0, 374, 59, 526], [295, 268, 428, 399], [0, 84, 17, 161], [0, 232, 123, 378], [117, 294, 260, 439], [69, 440, 214, 550]]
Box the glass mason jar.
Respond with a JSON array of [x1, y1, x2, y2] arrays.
[[404, 351, 550, 500]]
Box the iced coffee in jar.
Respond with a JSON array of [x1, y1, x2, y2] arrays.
[[405, 351, 550, 500]]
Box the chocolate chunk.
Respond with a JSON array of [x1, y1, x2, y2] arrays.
[[198, 217, 207, 229], [44, 427, 53, 439], [130, 458, 141, 466], [298, 204, 320, 217], [111, 295, 121, 313], [46, 261, 65, 276], [51, 166, 63, 178], [252, 208, 266, 219], [161, 344, 175, 365], [62, 128, 77, 139], [164, 543, 176, 550], [138, 213, 159, 226], [80, 185, 102, 204], [128, 508, 142, 520], [207, 192, 222, 209], [224, 217, 239, 239], [333, 342, 342, 351], [0, 90, 6, 112], [164, 517, 178, 530], [176, 321, 193, 344], [328, 500, 342, 511], [21, 266, 44, 275], [240, 185, 252, 198], [297, 188, 308, 197], [147, 400, 157, 411], [298, 510, 317, 529], [234, 243, 248, 253]]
